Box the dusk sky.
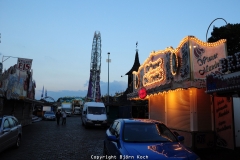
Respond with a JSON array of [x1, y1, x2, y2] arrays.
[[0, 1, 239, 101]]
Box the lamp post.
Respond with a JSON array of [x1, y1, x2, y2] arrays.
[[1, 55, 20, 74], [206, 18, 228, 42], [106, 52, 111, 103]]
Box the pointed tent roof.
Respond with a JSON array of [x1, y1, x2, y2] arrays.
[[125, 49, 140, 75]]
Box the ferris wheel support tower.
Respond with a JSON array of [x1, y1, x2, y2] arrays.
[[87, 31, 101, 101]]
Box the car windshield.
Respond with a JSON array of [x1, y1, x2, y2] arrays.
[[45, 111, 54, 114], [63, 109, 71, 112], [88, 107, 106, 114], [123, 123, 178, 142]]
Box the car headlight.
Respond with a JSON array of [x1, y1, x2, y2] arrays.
[[87, 119, 92, 122], [102, 120, 107, 123]]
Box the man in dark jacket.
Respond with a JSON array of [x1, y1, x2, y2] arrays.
[[55, 110, 62, 125]]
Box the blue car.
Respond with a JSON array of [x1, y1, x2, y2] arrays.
[[103, 119, 200, 160]]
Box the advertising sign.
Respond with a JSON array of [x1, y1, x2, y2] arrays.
[[214, 96, 234, 150], [17, 58, 33, 72], [175, 42, 191, 82], [138, 87, 147, 99], [191, 40, 226, 79]]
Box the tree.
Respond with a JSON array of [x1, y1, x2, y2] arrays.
[[208, 23, 240, 56]]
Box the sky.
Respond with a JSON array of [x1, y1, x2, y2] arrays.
[[0, 0, 239, 101]]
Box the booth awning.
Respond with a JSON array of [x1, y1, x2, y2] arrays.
[[206, 71, 240, 96]]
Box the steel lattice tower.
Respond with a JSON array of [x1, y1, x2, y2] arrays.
[[87, 31, 101, 101]]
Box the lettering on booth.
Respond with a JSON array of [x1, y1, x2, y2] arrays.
[[214, 97, 234, 149], [17, 58, 32, 72]]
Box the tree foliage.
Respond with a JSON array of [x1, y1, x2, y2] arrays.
[[208, 23, 240, 56]]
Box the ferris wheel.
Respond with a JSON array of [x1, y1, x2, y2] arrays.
[[87, 31, 101, 101]]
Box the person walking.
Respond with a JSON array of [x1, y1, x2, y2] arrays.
[[62, 110, 67, 125], [55, 109, 62, 125]]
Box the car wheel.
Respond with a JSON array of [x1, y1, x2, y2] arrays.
[[85, 124, 88, 129], [15, 135, 21, 148]]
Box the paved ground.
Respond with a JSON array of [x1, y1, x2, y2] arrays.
[[0, 115, 106, 160], [1, 115, 240, 160], [195, 147, 240, 160]]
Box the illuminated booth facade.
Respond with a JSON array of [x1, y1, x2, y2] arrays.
[[127, 36, 227, 149]]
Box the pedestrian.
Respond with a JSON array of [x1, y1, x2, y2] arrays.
[[62, 110, 67, 125], [55, 109, 62, 125]]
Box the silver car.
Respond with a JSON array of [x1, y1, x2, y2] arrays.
[[0, 115, 22, 153]]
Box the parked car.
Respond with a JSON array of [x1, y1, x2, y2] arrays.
[[43, 111, 56, 121], [104, 118, 200, 160], [0, 115, 22, 153]]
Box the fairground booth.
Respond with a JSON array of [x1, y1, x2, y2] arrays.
[[127, 36, 227, 149], [0, 58, 42, 126], [206, 52, 240, 150]]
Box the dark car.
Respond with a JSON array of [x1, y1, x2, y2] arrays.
[[104, 118, 200, 160], [0, 115, 22, 153], [43, 111, 56, 121]]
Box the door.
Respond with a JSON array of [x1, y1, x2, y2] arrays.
[[233, 97, 240, 147], [8, 117, 18, 145], [0, 119, 12, 150], [106, 121, 120, 155]]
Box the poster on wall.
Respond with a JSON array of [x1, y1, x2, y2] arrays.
[[214, 96, 234, 150], [191, 39, 226, 79]]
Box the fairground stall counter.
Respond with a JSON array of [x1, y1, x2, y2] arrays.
[[127, 36, 227, 149]]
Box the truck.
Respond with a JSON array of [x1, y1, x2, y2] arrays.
[[72, 99, 83, 115], [61, 102, 72, 116], [81, 102, 108, 128], [42, 106, 53, 116]]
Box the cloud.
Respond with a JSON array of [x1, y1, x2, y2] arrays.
[[35, 80, 127, 101]]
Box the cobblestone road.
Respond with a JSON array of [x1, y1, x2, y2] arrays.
[[0, 115, 106, 160], [1, 116, 240, 160]]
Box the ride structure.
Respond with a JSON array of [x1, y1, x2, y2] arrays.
[[87, 31, 102, 101]]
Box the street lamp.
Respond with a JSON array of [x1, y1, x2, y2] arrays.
[[1, 55, 20, 74], [106, 52, 111, 103], [206, 18, 228, 42]]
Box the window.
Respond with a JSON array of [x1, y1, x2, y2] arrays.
[[123, 123, 178, 142], [8, 118, 15, 127], [12, 118, 18, 126], [88, 107, 106, 114], [3, 119, 10, 129], [115, 122, 121, 137], [110, 121, 119, 135]]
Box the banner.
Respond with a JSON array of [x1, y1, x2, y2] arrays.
[[17, 58, 33, 72], [191, 40, 226, 79], [214, 97, 234, 150]]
